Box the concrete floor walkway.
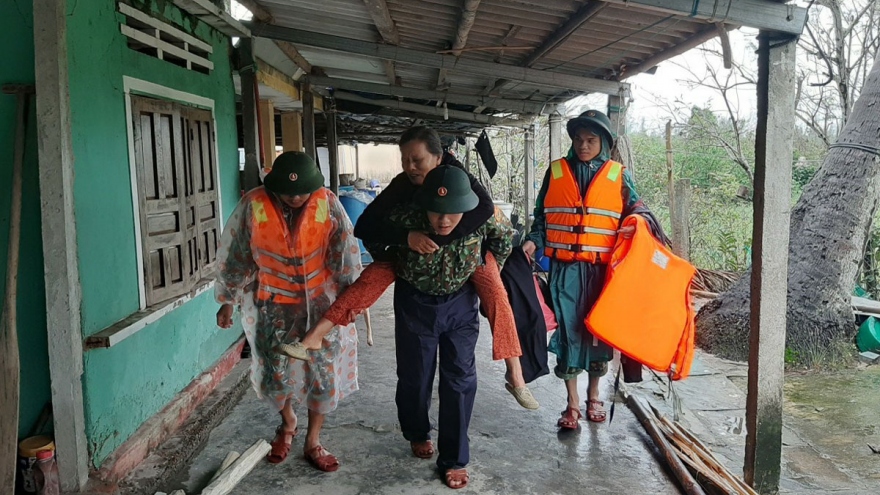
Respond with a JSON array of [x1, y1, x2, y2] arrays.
[[169, 288, 681, 494]]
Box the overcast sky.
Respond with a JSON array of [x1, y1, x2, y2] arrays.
[[565, 27, 763, 136]]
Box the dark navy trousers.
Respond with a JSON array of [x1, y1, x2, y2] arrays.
[[394, 279, 480, 470]]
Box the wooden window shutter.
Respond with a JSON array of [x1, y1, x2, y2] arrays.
[[184, 107, 221, 276], [131, 96, 190, 304]]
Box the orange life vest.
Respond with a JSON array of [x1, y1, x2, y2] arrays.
[[585, 214, 696, 380], [543, 158, 625, 264], [249, 188, 334, 305]]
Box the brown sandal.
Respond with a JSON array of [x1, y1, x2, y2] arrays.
[[587, 399, 607, 423], [410, 440, 435, 459], [266, 426, 299, 464], [305, 444, 340, 472], [445, 468, 469, 489], [557, 406, 582, 429]]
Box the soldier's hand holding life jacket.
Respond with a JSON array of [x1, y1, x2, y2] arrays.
[[521, 240, 537, 259], [408, 231, 440, 254], [619, 225, 636, 239]]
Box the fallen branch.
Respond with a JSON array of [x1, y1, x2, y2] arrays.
[[692, 269, 739, 293], [690, 289, 719, 299]]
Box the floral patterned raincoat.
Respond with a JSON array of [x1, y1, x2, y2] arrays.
[[215, 187, 362, 413]]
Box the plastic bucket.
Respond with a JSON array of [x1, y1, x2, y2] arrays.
[[857, 316, 880, 352]]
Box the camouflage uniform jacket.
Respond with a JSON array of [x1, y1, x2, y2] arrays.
[[388, 205, 514, 296]]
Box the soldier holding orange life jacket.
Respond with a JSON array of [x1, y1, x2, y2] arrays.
[[522, 109, 665, 429]]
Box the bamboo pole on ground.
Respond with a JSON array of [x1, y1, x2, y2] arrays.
[[623, 383, 757, 495], [625, 393, 706, 495]]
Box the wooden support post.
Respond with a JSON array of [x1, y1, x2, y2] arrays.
[[238, 38, 261, 191], [302, 84, 316, 160], [744, 32, 796, 495], [327, 106, 339, 195], [672, 179, 690, 260], [258, 99, 275, 168], [548, 110, 563, 161], [281, 112, 302, 152], [523, 123, 536, 234]]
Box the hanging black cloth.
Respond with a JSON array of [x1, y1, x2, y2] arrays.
[[497, 246, 550, 383], [475, 130, 498, 178]]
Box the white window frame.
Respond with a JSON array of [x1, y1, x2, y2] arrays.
[[123, 76, 224, 310]]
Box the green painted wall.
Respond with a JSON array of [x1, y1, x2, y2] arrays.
[[0, 0, 53, 440], [65, 0, 241, 466]]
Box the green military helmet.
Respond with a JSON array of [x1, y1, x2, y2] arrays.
[[263, 151, 325, 196], [415, 165, 478, 214], [566, 109, 615, 145]]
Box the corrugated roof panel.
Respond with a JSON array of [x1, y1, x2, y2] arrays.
[[238, 0, 803, 131], [297, 46, 387, 75]]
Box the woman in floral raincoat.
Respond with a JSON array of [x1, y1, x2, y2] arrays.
[[215, 151, 361, 472]]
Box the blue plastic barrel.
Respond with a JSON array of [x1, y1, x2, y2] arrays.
[[339, 195, 369, 253]]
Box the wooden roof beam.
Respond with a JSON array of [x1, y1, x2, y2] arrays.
[[522, 1, 607, 68], [333, 90, 524, 125], [246, 22, 628, 95], [437, 0, 482, 91], [362, 0, 401, 45], [596, 0, 807, 35], [170, 0, 250, 37], [495, 24, 522, 63], [362, 0, 401, 85], [452, 0, 481, 55], [382, 60, 400, 86], [306, 75, 546, 114], [256, 58, 301, 100], [235, 0, 274, 22], [619, 24, 736, 80], [274, 41, 313, 75], [235, 0, 316, 77]]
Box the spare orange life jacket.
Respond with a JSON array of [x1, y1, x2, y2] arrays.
[[585, 214, 696, 380], [543, 158, 624, 264], [249, 188, 334, 305]]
